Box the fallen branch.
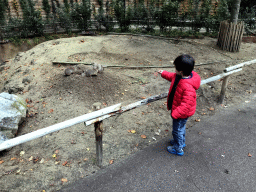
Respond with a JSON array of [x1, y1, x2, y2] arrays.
[[52, 61, 94, 65], [53, 60, 226, 69]]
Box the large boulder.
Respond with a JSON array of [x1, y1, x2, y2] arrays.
[[0, 92, 27, 144]]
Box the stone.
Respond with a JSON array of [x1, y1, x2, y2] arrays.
[[0, 92, 27, 143], [3, 80, 24, 94], [22, 76, 33, 84]]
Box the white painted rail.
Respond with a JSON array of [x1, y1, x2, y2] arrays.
[[0, 103, 121, 151]]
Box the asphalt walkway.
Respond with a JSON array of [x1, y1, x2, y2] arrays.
[[60, 94, 256, 192]]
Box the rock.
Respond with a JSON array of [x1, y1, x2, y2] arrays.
[[64, 67, 75, 76], [30, 59, 37, 65], [14, 52, 25, 62], [3, 80, 24, 94], [0, 92, 27, 143], [22, 76, 33, 84]]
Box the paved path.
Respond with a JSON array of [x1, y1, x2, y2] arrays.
[[61, 95, 256, 192]]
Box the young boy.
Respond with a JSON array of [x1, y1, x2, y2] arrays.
[[158, 54, 201, 156]]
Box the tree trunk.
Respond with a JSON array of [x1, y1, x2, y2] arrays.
[[230, 0, 241, 24], [217, 0, 243, 52]]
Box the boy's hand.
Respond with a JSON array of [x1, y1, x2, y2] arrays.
[[158, 70, 164, 74]]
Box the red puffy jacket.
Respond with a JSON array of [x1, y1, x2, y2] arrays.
[[161, 71, 201, 119]]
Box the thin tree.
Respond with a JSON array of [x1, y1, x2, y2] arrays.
[[230, 0, 241, 24]]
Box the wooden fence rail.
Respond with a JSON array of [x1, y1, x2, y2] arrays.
[[1, 59, 256, 166]]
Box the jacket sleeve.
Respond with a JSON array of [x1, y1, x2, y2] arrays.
[[171, 87, 196, 119], [161, 71, 175, 82]]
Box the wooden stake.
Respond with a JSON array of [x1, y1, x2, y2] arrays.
[[219, 75, 229, 104], [93, 102, 103, 167]]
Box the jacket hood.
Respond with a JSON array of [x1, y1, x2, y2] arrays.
[[186, 71, 201, 90]]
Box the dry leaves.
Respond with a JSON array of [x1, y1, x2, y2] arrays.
[[141, 135, 147, 139], [109, 159, 114, 164], [61, 178, 68, 182], [195, 119, 201, 122], [0, 160, 4, 164], [62, 161, 68, 166], [209, 107, 215, 111], [48, 109, 54, 113]]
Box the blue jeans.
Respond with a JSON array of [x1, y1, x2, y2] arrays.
[[172, 118, 188, 152]]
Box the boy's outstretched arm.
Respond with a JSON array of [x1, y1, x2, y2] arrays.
[[159, 70, 175, 82]]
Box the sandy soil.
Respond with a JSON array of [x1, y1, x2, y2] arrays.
[[0, 34, 255, 192]]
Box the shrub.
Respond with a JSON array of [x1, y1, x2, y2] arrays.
[[19, 0, 44, 37], [113, 0, 133, 32], [72, 0, 92, 32], [56, 5, 73, 34], [94, 0, 115, 32], [155, 0, 180, 32]]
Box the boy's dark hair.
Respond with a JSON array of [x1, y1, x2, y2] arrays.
[[174, 54, 195, 76]]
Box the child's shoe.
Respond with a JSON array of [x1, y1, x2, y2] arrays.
[[167, 146, 184, 156], [170, 139, 186, 148]]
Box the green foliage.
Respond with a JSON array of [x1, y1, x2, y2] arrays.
[[0, 0, 8, 25], [71, 0, 92, 32], [42, 0, 51, 21], [5, 17, 23, 38], [94, 0, 115, 32], [113, 0, 133, 32], [56, 5, 73, 34], [19, 0, 44, 37], [155, 0, 180, 32], [241, 7, 256, 34], [133, 0, 156, 32]]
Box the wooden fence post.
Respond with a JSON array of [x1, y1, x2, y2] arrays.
[[93, 102, 103, 167], [219, 76, 229, 104]]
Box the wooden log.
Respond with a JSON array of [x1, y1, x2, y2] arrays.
[[93, 102, 103, 167]]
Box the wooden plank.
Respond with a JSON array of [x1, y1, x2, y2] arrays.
[[223, 21, 230, 50], [229, 22, 236, 52], [236, 21, 244, 52]]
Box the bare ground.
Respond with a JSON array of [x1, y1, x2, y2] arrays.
[[0, 35, 255, 192]]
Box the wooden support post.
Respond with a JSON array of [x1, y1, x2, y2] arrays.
[[93, 102, 103, 167], [219, 75, 229, 104]]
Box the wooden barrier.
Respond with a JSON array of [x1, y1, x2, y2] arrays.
[[217, 20, 244, 52]]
